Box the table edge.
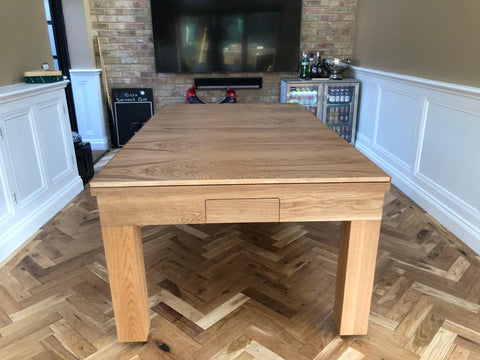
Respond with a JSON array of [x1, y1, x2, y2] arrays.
[[90, 179, 392, 196], [90, 176, 392, 189]]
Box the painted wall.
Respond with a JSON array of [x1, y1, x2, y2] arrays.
[[0, 0, 53, 86], [353, 0, 480, 87], [62, 0, 96, 68]]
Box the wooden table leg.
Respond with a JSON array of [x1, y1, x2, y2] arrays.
[[334, 220, 381, 335], [101, 225, 150, 342]]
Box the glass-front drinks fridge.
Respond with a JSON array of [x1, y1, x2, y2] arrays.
[[280, 78, 360, 145]]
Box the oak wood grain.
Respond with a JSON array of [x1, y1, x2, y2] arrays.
[[334, 220, 382, 335], [101, 226, 150, 342], [94, 182, 389, 227], [205, 198, 280, 224], [90, 104, 389, 188], [90, 103, 390, 341]]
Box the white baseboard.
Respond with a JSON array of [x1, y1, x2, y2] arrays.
[[353, 66, 480, 254], [356, 138, 480, 251], [0, 177, 83, 264]]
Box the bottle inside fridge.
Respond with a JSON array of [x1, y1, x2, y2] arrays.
[[280, 78, 359, 145], [288, 86, 318, 116], [324, 84, 357, 143]]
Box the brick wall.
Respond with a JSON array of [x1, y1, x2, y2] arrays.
[[89, 0, 357, 107]]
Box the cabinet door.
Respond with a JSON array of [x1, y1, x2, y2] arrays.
[[0, 109, 46, 209], [36, 99, 73, 185], [0, 150, 14, 226]]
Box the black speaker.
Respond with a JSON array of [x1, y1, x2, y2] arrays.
[[112, 88, 154, 147], [74, 141, 94, 184], [194, 77, 263, 89]]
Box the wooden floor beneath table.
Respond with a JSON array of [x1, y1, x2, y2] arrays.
[[0, 185, 479, 359]]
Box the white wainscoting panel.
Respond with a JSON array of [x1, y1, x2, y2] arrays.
[[0, 155, 13, 226], [375, 87, 420, 171], [357, 81, 377, 144], [70, 69, 109, 150], [353, 66, 480, 254], [0, 81, 83, 265], [37, 101, 72, 184], [418, 102, 480, 211], [3, 109, 46, 206]]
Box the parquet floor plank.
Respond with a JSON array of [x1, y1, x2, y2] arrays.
[[1, 160, 480, 359]]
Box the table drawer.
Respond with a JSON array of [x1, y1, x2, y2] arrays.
[[205, 198, 280, 223]]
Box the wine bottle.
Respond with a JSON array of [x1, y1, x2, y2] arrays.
[[308, 51, 314, 79], [300, 52, 309, 80], [345, 88, 351, 102]]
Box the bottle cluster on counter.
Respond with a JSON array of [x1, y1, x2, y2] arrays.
[[300, 51, 330, 80]]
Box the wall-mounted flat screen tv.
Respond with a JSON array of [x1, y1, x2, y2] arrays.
[[151, 0, 302, 73]]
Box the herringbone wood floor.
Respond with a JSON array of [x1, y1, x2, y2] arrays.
[[1, 182, 480, 359]]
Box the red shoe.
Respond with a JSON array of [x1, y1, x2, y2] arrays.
[[218, 88, 236, 103], [186, 85, 206, 104]]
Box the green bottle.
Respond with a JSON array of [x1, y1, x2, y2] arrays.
[[300, 52, 310, 80]]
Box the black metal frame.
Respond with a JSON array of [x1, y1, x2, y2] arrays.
[[46, 0, 78, 132]]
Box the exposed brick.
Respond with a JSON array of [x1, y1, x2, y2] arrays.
[[90, 8, 105, 15], [114, 1, 137, 8], [122, 71, 141, 77], [92, 23, 107, 30], [107, 23, 126, 30], [110, 64, 131, 70], [125, 23, 147, 30], [97, 15, 117, 22], [120, 58, 139, 64], [106, 71, 123, 78], [124, 8, 147, 15], [117, 15, 136, 22], [90, 0, 357, 106], [105, 8, 124, 15]]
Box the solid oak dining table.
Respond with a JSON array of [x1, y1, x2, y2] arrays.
[[90, 103, 390, 342]]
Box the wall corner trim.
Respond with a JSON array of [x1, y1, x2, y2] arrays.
[[352, 66, 480, 98]]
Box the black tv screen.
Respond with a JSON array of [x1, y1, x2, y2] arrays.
[[150, 0, 302, 73]]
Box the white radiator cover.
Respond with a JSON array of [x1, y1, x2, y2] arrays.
[[352, 66, 480, 254], [0, 81, 83, 264], [70, 69, 109, 150]]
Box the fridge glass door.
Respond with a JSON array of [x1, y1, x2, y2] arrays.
[[323, 83, 357, 143], [287, 85, 320, 116]]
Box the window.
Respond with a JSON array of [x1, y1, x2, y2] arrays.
[[44, 0, 60, 70], [42, 0, 78, 132]]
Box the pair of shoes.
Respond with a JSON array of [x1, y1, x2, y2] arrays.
[[186, 86, 237, 104]]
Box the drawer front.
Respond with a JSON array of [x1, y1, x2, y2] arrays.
[[206, 198, 280, 224]]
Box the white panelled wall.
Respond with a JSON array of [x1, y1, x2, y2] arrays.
[[353, 67, 480, 253], [70, 69, 109, 150]]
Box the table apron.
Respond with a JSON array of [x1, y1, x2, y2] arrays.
[[93, 182, 390, 226]]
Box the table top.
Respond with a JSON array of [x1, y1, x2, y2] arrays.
[[91, 103, 390, 188]]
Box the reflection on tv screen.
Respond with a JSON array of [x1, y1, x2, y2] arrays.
[[151, 0, 302, 73]]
